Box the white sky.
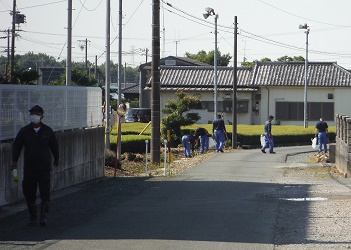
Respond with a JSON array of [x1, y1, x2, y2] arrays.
[[1, 0, 351, 69]]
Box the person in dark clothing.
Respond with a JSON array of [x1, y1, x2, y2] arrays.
[[10, 105, 59, 227], [181, 131, 196, 157], [194, 127, 209, 154], [315, 117, 328, 154], [212, 114, 227, 153], [261, 115, 275, 154]]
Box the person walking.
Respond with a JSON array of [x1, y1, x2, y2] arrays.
[[212, 114, 227, 153], [261, 115, 275, 154], [10, 105, 59, 227], [194, 127, 209, 154], [181, 131, 196, 157], [315, 117, 328, 155]]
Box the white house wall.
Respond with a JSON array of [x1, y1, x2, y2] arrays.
[[259, 86, 339, 126], [160, 90, 253, 125], [334, 88, 351, 119]]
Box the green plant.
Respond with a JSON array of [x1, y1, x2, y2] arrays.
[[161, 91, 202, 146]]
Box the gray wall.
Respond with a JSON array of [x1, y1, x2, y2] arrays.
[[335, 114, 351, 178], [0, 127, 105, 207]]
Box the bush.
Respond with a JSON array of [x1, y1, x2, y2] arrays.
[[104, 149, 121, 168], [110, 134, 151, 153]]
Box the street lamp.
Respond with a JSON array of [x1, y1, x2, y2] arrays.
[[299, 23, 310, 128], [203, 7, 218, 120]]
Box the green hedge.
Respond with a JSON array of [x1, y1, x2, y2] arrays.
[[110, 125, 336, 153], [110, 134, 151, 153]]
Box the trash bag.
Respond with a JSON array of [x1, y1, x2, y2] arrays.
[[208, 137, 216, 148], [260, 135, 265, 147], [311, 137, 317, 149]]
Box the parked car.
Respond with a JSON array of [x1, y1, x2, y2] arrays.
[[125, 108, 151, 123]]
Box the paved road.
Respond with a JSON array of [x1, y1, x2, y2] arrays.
[[1, 146, 351, 250]]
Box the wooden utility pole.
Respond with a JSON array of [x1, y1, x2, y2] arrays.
[[10, 0, 16, 83], [66, 0, 72, 85], [6, 29, 10, 81], [151, 0, 161, 164], [232, 16, 238, 149]]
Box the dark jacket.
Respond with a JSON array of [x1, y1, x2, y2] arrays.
[[264, 120, 272, 134], [195, 127, 208, 137], [316, 121, 328, 132], [12, 123, 59, 172], [212, 118, 226, 133]]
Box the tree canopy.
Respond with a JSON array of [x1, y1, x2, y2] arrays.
[[0, 52, 140, 86], [241, 55, 305, 67], [185, 49, 232, 66], [161, 91, 202, 146]]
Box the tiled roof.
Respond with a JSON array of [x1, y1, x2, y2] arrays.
[[172, 57, 211, 66], [157, 66, 252, 89], [252, 62, 351, 87], [122, 83, 139, 94], [140, 56, 210, 69]]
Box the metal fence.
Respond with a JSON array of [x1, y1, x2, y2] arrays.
[[0, 85, 102, 141]]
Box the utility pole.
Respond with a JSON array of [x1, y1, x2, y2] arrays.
[[151, 0, 161, 164], [175, 40, 180, 57], [116, 0, 123, 159], [78, 38, 90, 75], [105, 0, 111, 149], [10, 0, 16, 83], [6, 29, 10, 81], [232, 16, 238, 149], [124, 62, 126, 89], [94, 55, 97, 79], [66, 0, 72, 86], [85, 38, 88, 73]]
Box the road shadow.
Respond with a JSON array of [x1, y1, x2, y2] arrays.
[[0, 176, 341, 246]]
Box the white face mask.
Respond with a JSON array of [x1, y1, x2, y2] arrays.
[[30, 114, 42, 124]]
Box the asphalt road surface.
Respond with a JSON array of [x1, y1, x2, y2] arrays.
[[1, 146, 351, 250]]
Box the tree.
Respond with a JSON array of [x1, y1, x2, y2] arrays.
[[241, 55, 305, 67], [185, 49, 232, 66], [277, 55, 305, 62], [161, 91, 202, 147]]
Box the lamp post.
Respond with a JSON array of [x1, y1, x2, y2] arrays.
[[203, 7, 218, 120], [299, 23, 310, 128]]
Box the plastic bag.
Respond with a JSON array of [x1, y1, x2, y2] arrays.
[[311, 137, 317, 149], [260, 135, 265, 147], [208, 137, 216, 148]]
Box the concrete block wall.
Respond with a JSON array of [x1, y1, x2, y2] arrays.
[[335, 114, 351, 177], [0, 127, 105, 207]]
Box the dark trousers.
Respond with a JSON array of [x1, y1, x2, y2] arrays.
[[22, 171, 51, 204]]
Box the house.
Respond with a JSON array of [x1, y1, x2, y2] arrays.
[[251, 62, 351, 126], [139, 56, 210, 108], [38, 67, 65, 85], [143, 61, 351, 126], [121, 83, 139, 101], [110, 82, 139, 101]]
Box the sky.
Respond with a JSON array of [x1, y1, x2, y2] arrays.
[[1, 0, 351, 69]]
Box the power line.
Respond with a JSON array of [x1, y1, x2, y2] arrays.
[[163, 1, 351, 60], [79, 0, 103, 12], [258, 0, 351, 28], [0, 0, 67, 12]]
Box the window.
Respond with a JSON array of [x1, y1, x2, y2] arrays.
[[237, 100, 249, 113], [276, 102, 334, 121], [201, 100, 249, 113]]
